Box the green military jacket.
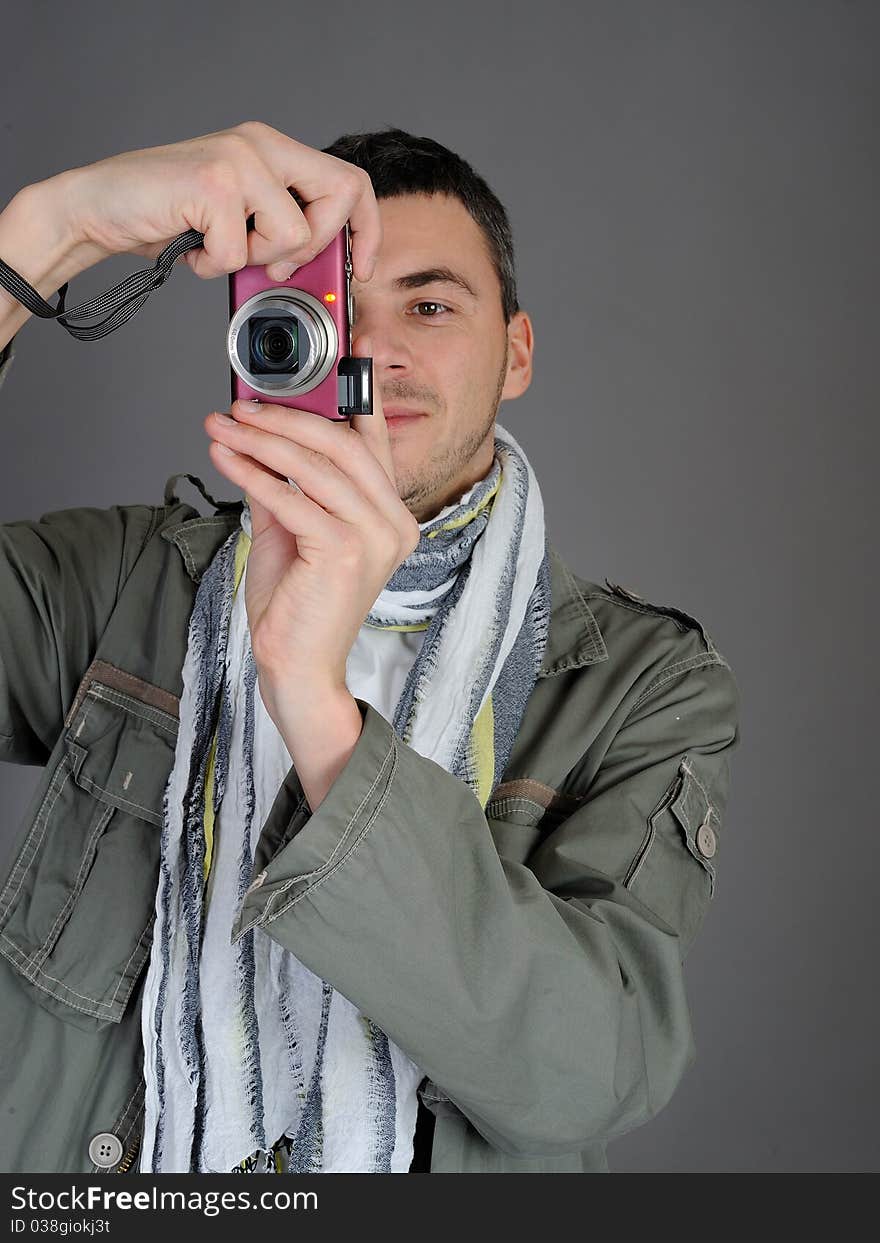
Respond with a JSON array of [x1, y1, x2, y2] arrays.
[[0, 336, 741, 1174]]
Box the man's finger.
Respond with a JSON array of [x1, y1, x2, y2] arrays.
[[237, 126, 382, 282], [245, 491, 278, 540]]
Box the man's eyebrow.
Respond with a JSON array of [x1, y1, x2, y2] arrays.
[[391, 267, 478, 298]]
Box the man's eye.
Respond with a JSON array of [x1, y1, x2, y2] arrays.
[[410, 301, 451, 318]]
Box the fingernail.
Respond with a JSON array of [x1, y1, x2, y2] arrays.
[[270, 263, 298, 281], [236, 400, 262, 413], [216, 442, 237, 456], [214, 411, 236, 425]]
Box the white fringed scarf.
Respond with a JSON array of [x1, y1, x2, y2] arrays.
[[138, 421, 551, 1172]]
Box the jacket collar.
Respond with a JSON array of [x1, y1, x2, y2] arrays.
[[160, 506, 243, 583], [160, 507, 607, 677], [539, 543, 608, 676]]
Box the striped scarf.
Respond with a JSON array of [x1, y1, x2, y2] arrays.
[[138, 421, 551, 1172]]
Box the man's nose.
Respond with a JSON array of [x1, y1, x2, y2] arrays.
[[350, 303, 413, 372]]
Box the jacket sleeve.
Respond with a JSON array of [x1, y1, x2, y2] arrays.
[[0, 336, 159, 763], [0, 334, 16, 395], [231, 643, 742, 1160]]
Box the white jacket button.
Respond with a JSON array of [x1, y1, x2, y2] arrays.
[[88, 1132, 123, 1168], [696, 821, 717, 858]]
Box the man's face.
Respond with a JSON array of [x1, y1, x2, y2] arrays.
[[349, 192, 532, 522]]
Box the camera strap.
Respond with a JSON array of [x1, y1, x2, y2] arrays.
[[0, 228, 205, 341], [0, 213, 372, 416]]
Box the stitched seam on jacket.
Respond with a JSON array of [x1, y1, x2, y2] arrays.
[[234, 737, 396, 937], [265, 736, 400, 921], [2, 911, 154, 1014], [630, 652, 730, 714], [31, 803, 115, 968], [90, 1083, 145, 1173], [172, 516, 238, 533], [69, 659, 180, 724], [122, 1103, 145, 1153], [173, 516, 240, 579], [625, 760, 717, 894], [486, 797, 545, 819], [489, 777, 572, 807], [624, 766, 682, 889], [69, 692, 97, 742], [102, 917, 155, 1009], [539, 560, 606, 676], [0, 761, 72, 925], [680, 757, 716, 811], [276, 739, 396, 889], [582, 589, 689, 632], [115, 1082, 142, 1136], [65, 661, 101, 732], [90, 1082, 140, 1173], [174, 535, 199, 581], [69, 686, 170, 820], [265, 794, 311, 865], [237, 730, 395, 934], [116, 1103, 145, 1172], [676, 759, 718, 886], [85, 683, 179, 736], [558, 559, 603, 647], [75, 774, 162, 824], [36, 913, 154, 1011], [0, 937, 119, 1019]]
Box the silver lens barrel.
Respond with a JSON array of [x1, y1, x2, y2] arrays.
[[227, 287, 339, 398]]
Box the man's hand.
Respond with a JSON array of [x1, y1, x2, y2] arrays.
[[59, 119, 382, 283], [203, 335, 420, 808]]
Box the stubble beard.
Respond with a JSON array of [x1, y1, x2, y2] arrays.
[[398, 342, 509, 518]]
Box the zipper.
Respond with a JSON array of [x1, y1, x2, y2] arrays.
[[116, 1131, 141, 1173]]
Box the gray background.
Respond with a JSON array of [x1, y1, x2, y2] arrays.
[[1, 0, 876, 1172]]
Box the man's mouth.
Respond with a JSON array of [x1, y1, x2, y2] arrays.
[[383, 406, 427, 427]]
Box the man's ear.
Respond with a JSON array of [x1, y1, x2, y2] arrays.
[[500, 310, 533, 400]]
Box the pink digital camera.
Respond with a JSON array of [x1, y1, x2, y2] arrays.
[[227, 221, 371, 420]]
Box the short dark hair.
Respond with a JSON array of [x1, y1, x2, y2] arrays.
[[322, 126, 519, 323]]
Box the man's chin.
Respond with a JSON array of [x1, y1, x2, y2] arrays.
[[399, 478, 437, 522], [389, 451, 423, 507]]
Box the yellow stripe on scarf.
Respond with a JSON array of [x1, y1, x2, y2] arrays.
[[471, 692, 496, 809], [424, 476, 500, 539], [203, 528, 251, 887]]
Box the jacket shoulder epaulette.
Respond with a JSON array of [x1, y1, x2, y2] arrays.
[[572, 574, 727, 664]]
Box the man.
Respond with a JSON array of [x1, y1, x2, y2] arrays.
[[0, 123, 741, 1173]]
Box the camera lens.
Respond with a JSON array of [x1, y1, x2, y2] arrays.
[[248, 315, 299, 374], [230, 289, 337, 398], [260, 326, 292, 362]]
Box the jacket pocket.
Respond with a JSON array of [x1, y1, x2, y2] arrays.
[[0, 663, 178, 1032], [622, 754, 719, 958], [484, 778, 583, 864]]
